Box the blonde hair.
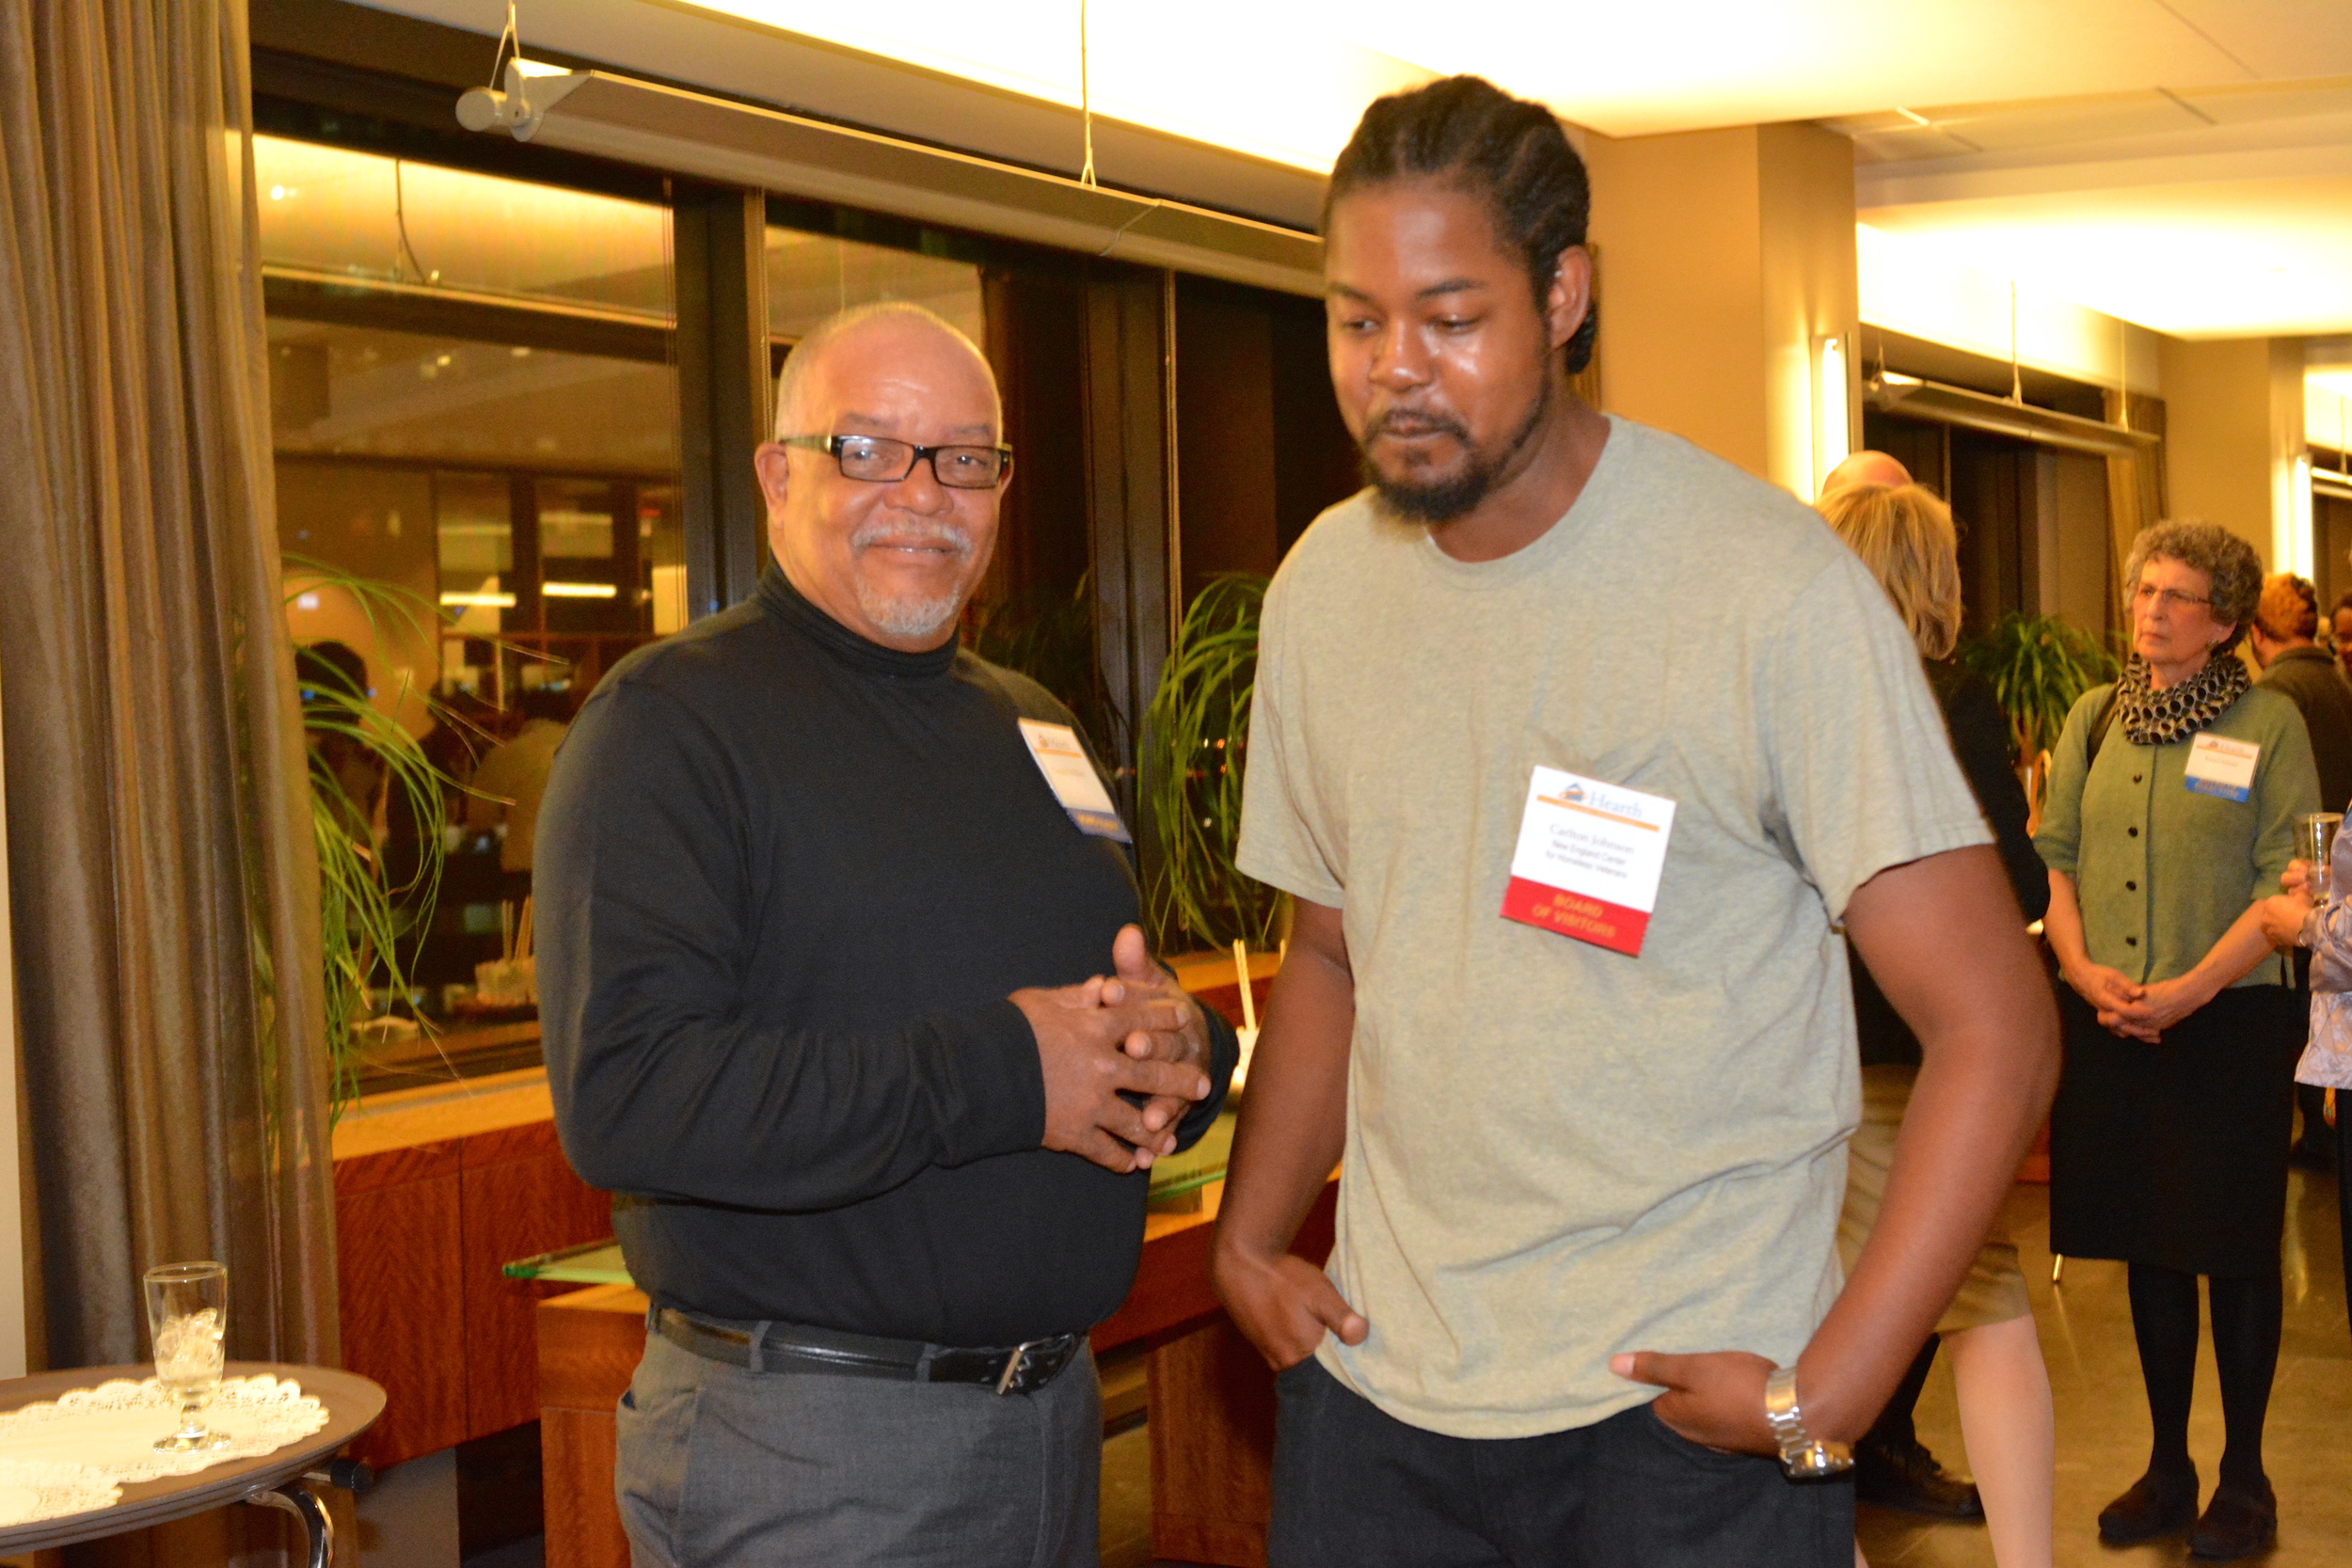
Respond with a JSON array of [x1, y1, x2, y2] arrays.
[[1819, 483, 1963, 659]]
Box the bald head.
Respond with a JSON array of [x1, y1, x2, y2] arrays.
[[1820, 450, 1913, 500], [753, 303, 1009, 653], [771, 302, 997, 441]]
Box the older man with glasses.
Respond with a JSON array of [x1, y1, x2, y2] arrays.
[[536, 302, 1235, 1568]]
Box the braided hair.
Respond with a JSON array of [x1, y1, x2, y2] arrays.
[[1326, 75, 1597, 375]]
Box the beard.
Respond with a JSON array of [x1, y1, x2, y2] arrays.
[[850, 518, 977, 641], [1360, 377, 1551, 525]]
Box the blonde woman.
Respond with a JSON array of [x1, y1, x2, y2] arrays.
[[1820, 483, 2056, 1568]]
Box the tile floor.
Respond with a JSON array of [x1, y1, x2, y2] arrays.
[[1104, 1168, 2351, 1567]]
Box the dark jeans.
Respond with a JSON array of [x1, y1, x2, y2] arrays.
[[1270, 1355, 1853, 1568]]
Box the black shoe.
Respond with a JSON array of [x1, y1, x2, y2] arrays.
[[2098, 1467, 2200, 1545], [1853, 1434, 1983, 1520], [2188, 1478, 2277, 1560]]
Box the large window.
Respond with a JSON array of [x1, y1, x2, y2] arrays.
[[262, 135, 686, 705]]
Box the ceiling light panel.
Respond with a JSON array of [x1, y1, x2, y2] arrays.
[[1863, 175, 2352, 338], [673, 0, 1430, 171], [2158, 0, 2352, 80], [1332, 0, 2337, 136]]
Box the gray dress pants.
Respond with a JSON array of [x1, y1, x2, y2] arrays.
[[613, 1330, 1102, 1567]]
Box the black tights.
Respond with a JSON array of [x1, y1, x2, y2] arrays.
[[2127, 1260, 2283, 1488]]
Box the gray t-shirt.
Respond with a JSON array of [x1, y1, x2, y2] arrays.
[[1236, 416, 1991, 1438]]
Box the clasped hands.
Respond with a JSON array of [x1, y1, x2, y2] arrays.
[[2065, 960, 2216, 1042], [1011, 924, 1213, 1175]]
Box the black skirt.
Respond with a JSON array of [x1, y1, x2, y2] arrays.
[[2049, 983, 2304, 1278]]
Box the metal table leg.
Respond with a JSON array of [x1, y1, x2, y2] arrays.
[[246, 1482, 332, 1568]]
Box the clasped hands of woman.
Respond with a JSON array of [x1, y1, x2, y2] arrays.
[[2075, 859, 2321, 1042], [2063, 958, 2225, 1042]]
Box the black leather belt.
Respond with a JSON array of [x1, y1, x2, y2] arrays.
[[652, 1307, 1086, 1396]]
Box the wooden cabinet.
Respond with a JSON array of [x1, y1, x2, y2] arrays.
[[332, 1069, 612, 1468]]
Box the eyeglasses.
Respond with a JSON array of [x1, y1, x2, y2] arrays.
[[2132, 583, 2212, 612], [781, 434, 1013, 489]]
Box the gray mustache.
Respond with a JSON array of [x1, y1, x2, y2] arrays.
[[850, 521, 974, 560]]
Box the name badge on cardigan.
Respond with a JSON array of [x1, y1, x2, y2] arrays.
[[1501, 766, 1677, 956], [1017, 720, 1132, 842], [2185, 734, 2257, 802]]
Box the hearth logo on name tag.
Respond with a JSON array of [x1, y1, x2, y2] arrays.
[[2184, 733, 2257, 803], [1017, 719, 1132, 842], [1501, 766, 1677, 957]]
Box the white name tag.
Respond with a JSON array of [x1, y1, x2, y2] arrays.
[[1501, 766, 1677, 956], [1017, 720, 1132, 842], [2185, 733, 2258, 802]]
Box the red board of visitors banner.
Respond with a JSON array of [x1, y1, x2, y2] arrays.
[[1501, 875, 1649, 956]]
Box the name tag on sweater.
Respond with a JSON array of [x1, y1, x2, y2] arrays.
[[2185, 734, 2257, 802], [1017, 720, 1132, 842], [1501, 767, 1676, 956]]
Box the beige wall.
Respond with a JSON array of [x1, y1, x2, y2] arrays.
[[2159, 335, 2306, 566], [1584, 122, 1860, 499], [1757, 123, 1863, 499]]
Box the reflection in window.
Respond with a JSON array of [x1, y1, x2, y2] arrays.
[[267, 323, 676, 472], [766, 227, 985, 345], [255, 135, 670, 316]]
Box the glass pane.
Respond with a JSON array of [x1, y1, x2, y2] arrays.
[[266, 320, 676, 472], [765, 228, 984, 344], [435, 472, 514, 684], [642, 484, 687, 636], [255, 135, 670, 318], [536, 477, 631, 638]]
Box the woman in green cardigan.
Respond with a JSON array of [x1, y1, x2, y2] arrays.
[[2036, 519, 2318, 1560]]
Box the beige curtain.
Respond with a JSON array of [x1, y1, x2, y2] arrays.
[[0, 0, 337, 1413]]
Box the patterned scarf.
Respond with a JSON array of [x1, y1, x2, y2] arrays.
[[2113, 651, 2250, 747]]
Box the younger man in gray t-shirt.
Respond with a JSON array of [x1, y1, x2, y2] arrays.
[[1211, 75, 2058, 1568]]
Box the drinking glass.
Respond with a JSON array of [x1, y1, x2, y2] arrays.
[[144, 1261, 230, 1452], [2300, 812, 2343, 907]]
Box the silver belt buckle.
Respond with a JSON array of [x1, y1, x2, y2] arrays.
[[994, 1340, 1038, 1396]]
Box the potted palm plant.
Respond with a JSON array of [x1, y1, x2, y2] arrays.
[[1140, 574, 1283, 954], [1955, 610, 2121, 829], [285, 563, 471, 1118]]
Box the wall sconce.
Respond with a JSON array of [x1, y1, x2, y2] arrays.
[[1813, 334, 1850, 499], [2279, 452, 2315, 578]]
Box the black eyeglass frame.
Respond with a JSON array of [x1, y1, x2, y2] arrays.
[[779, 433, 1015, 489]]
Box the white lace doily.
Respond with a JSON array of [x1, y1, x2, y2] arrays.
[[0, 1459, 121, 1526], [0, 1375, 329, 1493]]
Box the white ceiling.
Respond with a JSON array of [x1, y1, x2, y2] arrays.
[[1836, 77, 2352, 339], [362, 0, 2352, 341]]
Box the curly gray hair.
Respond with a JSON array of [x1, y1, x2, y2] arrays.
[[2122, 518, 2264, 652]]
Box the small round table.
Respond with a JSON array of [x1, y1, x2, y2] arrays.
[[0, 1362, 383, 1566]]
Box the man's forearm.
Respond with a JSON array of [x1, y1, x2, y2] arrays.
[[1213, 937, 1354, 1263], [1800, 1004, 2054, 1439], [1805, 854, 2058, 1441]]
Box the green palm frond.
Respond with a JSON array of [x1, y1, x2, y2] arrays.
[[283, 560, 469, 1121], [1141, 575, 1282, 952], [1955, 611, 2121, 767]]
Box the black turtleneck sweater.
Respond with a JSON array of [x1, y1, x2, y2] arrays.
[[536, 570, 1233, 1346]]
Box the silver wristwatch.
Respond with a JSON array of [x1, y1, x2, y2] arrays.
[[1762, 1365, 1853, 1479]]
